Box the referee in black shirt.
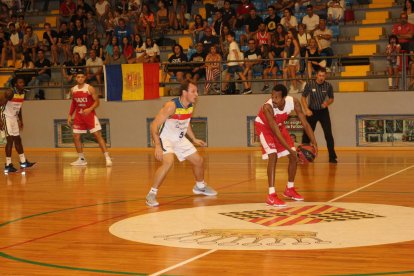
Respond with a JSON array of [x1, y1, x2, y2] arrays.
[[301, 68, 337, 163]]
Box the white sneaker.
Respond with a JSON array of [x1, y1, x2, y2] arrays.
[[146, 193, 159, 207], [70, 158, 87, 166], [193, 184, 218, 196], [106, 158, 112, 167]]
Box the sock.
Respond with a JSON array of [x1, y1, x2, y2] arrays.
[[104, 152, 110, 159], [196, 181, 206, 189], [269, 187, 275, 194], [150, 187, 158, 194], [78, 153, 85, 160], [19, 154, 26, 163], [287, 182, 294, 188], [6, 157, 12, 166], [388, 78, 393, 87]]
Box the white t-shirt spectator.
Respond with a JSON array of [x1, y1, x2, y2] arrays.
[[95, 0, 110, 16], [280, 16, 298, 30], [227, 41, 242, 66], [314, 28, 333, 49], [145, 43, 160, 57], [302, 14, 320, 32], [73, 45, 88, 60], [86, 57, 103, 74]]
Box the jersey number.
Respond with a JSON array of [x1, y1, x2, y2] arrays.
[[179, 132, 184, 138]]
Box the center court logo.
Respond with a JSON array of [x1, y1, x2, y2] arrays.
[[109, 202, 414, 250]]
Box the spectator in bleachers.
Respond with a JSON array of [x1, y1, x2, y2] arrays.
[[189, 42, 206, 82], [199, 27, 219, 54], [138, 3, 155, 38], [133, 33, 144, 62], [7, 14, 17, 29], [71, 6, 87, 28], [211, 10, 224, 37], [72, 18, 87, 44], [121, 36, 134, 63], [62, 52, 85, 97], [29, 49, 51, 100], [116, 0, 130, 15], [156, 0, 170, 33], [297, 23, 310, 72], [306, 37, 325, 78], [386, 34, 401, 90], [264, 5, 281, 36], [42, 23, 59, 66], [91, 38, 103, 59], [0, 29, 8, 67], [85, 11, 98, 46], [104, 11, 116, 45], [22, 26, 38, 61], [58, 22, 73, 62], [302, 4, 319, 35], [273, 0, 294, 11], [392, 12, 414, 52], [19, 52, 35, 86], [165, 0, 179, 30], [143, 37, 160, 63], [222, 31, 251, 94], [220, 24, 230, 57], [77, 0, 94, 16], [167, 44, 190, 82], [282, 30, 301, 93], [73, 37, 87, 60], [0, 3, 10, 27], [190, 14, 207, 44], [235, 0, 255, 28], [243, 7, 263, 45], [327, 0, 344, 25], [205, 0, 224, 19], [256, 22, 271, 46], [85, 49, 104, 96], [295, 0, 312, 13], [17, 15, 28, 33], [205, 44, 222, 94], [114, 18, 132, 42], [311, 0, 329, 16], [128, 0, 142, 15], [313, 19, 334, 69], [105, 36, 121, 57], [96, 0, 111, 30], [243, 38, 262, 88], [405, 0, 414, 24], [60, 0, 76, 24], [280, 8, 298, 31], [220, 0, 236, 29], [261, 43, 278, 92], [273, 24, 287, 58], [4, 23, 22, 68], [105, 44, 126, 64]]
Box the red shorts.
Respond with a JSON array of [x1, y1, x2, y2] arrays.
[[255, 122, 295, 159], [73, 112, 101, 134]]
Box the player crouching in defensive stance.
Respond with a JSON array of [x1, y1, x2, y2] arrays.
[[0, 77, 35, 173], [146, 80, 217, 207], [255, 84, 318, 207], [67, 70, 112, 167]]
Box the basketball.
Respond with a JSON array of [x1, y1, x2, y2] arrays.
[[297, 144, 316, 164]]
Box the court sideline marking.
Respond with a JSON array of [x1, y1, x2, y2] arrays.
[[148, 164, 414, 276]]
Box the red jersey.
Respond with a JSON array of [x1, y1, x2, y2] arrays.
[[392, 23, 414, 43], [71, 84, 96, 116], [256, 31, 270, 45], [255, 96, 294, 130]]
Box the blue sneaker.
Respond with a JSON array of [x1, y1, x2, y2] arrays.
[[4, 163, 18, 173], [20, 160, 36, 169]]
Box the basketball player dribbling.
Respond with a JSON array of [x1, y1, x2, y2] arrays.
[[67, 70, 112, 167], [0, 77, 35, 173], [146, 80, 217, 207], [255, 84, 318, 207]]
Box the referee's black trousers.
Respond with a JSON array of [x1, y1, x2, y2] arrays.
[[302, 108, 337, 161]]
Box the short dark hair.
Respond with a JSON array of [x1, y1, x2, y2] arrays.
[[228, 31, 235, 38], [389, 34, 399, 44], [317, 67, 326, 74], [272, 84, 288, 97], [307, 4, 313, 9], [179, 80, 197, 96]]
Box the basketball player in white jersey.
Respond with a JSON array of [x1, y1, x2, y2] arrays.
[[146, 80, 217, 207], [67, 70, 112, 167], [0, 77, 35, 173]]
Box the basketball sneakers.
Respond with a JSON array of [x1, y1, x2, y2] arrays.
[[146, 193, 159, 207], [4, 164, 18, 173], [71, 158, 88, 166], [266, 193, 287, 207], [192, 184, 218, 196], [105, 157, 112, 167], [283, 187, 304, 201], [20, 160, 36, 169]]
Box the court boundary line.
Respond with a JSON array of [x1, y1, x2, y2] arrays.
[[148, 164, 414, 276]]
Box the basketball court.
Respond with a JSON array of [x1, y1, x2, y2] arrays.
[[1, 149, 414, 275]]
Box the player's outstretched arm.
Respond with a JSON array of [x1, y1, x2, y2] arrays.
[[187, 123, 207, 147], [263, 103, 296, 155], [294, 98, 318, 155], [151, 101, 176, 161]]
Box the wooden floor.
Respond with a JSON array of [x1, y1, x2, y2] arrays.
[[1, 149, 414, 276]]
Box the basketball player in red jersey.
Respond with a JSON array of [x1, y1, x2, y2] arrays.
[[146, 80, 217, 207], [255, 84, 317, 207], [67, 71, 112, 167], [0, 77, 35, 173]]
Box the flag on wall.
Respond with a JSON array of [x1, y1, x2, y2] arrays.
[[104, 63, 160, 101]]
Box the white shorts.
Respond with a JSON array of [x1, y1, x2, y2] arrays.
[[2, 116, 20, 136], [160, 137, 197, 162]]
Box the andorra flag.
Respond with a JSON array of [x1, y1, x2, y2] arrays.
[[104, 63, 160, 101]]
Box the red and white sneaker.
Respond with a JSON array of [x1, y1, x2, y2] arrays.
[[266, 193, 287, 207], [283, 187, 304, 201]]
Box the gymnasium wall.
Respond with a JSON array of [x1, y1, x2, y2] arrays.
[[21, 92, 414, 148]]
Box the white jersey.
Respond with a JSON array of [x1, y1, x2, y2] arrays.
[[159, 97, 193, 142], [1, 88, 25, 118]]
